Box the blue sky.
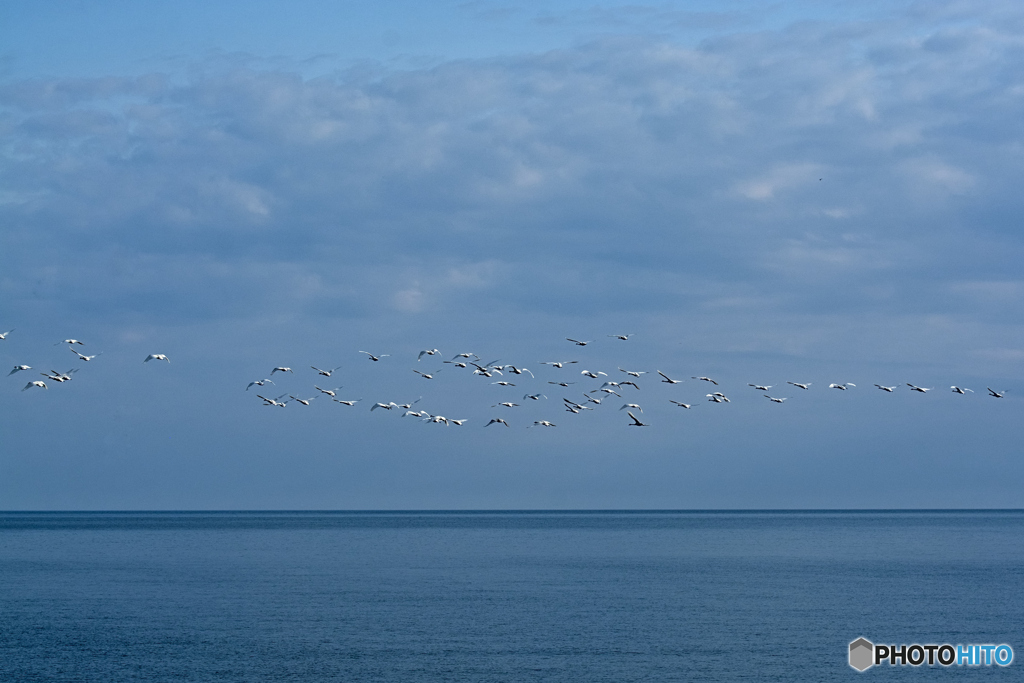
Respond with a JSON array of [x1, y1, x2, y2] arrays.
[[2, 1, 1022, 509]]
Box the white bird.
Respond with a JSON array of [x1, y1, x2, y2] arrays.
[[257, 393, 288, 407], [599, 381, 621, 389], [444, 360, 469, 368], [0, 329, 13, 340], [707, 393, 730, 403], [333, 399, 361, 406], [987, 388, 1006, 398], [43, 369, 77, 382], [56, 338, 83, 346], [906, 384, 931, 393], [246, 379, 274, 391], [493, 402, 519, 408], [418, 349, 440, 361], [314, 386, 341, 397], [787, 382, 811, 390], [874, 385, 897, 392], [620, 403, 642, 412], [425, 415, 450, 425], [449, 419, 468, 426], [412, 369, 436, 379], [619, 368, 646, 377], [22, 380, 47, 391], [657, 371, 683, 384], [950, 386, 974, 394], [144, 354, 170, 363], [486, 418, 510, 428], [492, 381, 516, 386], [584, 393, 603, 405], [270, 366, 292, 374], [609, 334, 633, 341], [371, 402, 397, 411], [748, 384, 772, 391], [829, 383, 855, 390], [620, 381, 640, 391], [627, 411, 647, 426], [311, 365, 341, 377], [289, 395, 316, 406], [9, 365, 31, 376], [523, 393, 547, 401], [580, 370, 607, 379], [548, 381, 574, 387], [764, 395, 787, 403], [566, 338, 592, 346], [595, 388, 621, 396], [451, 352, 477, 361], [669, 401, 694, 409], [503, 365, 534, 378], [541, 361, 577, 368], [395, 399, 421, 409], [71, 348, 101, 361], [692, 376, 718, 385], [531, 421, 556, 427], [359, 351, 389, 361], [403, 410, 428, 418]]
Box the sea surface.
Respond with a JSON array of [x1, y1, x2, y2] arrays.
[[1, 511, 1021, 681]]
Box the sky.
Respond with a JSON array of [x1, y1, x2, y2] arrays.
[[1, 1, 1023, 510]]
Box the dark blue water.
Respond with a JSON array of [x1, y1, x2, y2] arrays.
[[1, 511, 1021, 681]]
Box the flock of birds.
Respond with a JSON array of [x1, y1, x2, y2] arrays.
[[3, 329, 1010, 429]]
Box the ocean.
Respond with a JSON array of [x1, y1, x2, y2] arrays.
[[1, 511, 1021, 681]]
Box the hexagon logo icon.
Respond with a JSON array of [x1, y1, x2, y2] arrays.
[[849, 637, 874, 672]]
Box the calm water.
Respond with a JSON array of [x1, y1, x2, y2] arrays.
[[1, 511, 1021, 681]]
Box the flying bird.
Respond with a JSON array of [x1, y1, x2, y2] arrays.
[[530, 421, 556, 427], [9, 365, 31, 376], [609, 334, 633, 341], [486, 418, 510, 428], [0, 330, 13, 340], [541, 361, 577, 368], [787, 382, 811, 390], [566, 338, 592, 346], [257, 393, 288, 407], [332, 399, 361, 406], [270, 366, 292, 374], [829, 383, 855, 390], [874, 385, 897, 392], [748, 384, 772, 391], [950, 386, 974, 394], [906, 384, 932, 393], [580, 370, 607, 379], [503, 365, 534, 378], [619, 368, 646, 377], [144, 354, 170, 363], [288, 395, 316, 406], [548, 381, 574, 387], [492, 381, 516, 386], [620, 403, 642, 412], [22, 381, 47, 391], [359, 351, 389, 361], [311, 365, 341, 377], [657, 371, 683, 384], [627, 411, 647, 426], [987, 388, 1006, 398], [493, 402, 520, 408], [246, 379, 274, 391], [56, 339, 83, 346], [412, 370, 436, 379], [523, 393, 547, 401], [692, 376, 718, 385], [764, 395, 787, 403], [669, 401, 694, 409], [70, 348, 101, 361], [314, 386, 342, 397], [418, 349, 440, 361]]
